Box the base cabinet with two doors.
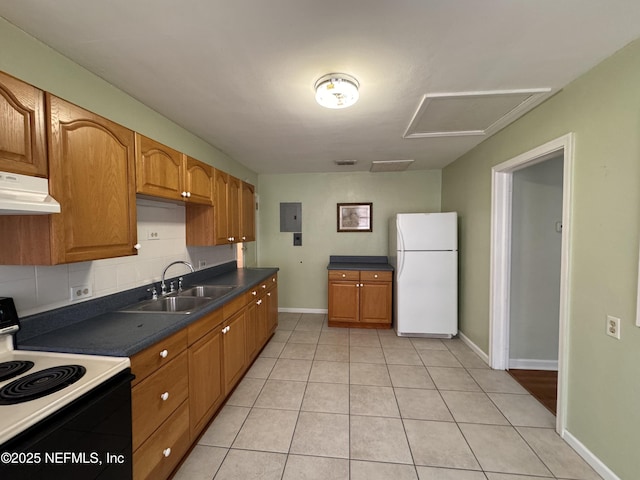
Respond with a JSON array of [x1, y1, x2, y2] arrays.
[[129, 274, 278, 480], [328, 269, 393, 328]]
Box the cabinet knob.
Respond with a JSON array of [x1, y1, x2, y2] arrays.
[[257, 299, 262, 305], [242, 236, 246, 240], [163, 448, 171, 458], [374, 274, 378, 278], [342, 274, 346, 278], [133, 243, 141, 250], [261, 284, 267, 289], [181, 191, 187, 197], [160, 391, 169, 401], [267, 292, 271, 297], [159, 349, 168, 358], [186, 192, 191, 198], [252, 291, 257, 296]]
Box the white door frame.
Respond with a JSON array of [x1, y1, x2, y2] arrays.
[[489, 133, 574, 434]]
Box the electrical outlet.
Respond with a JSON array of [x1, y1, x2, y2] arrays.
[[70, 284, 93, 301], [606, 315, 621, 339], [147, 230, 160, 240], [198, 260, 207, 269]]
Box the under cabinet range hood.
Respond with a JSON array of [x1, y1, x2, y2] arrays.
[[0, 171, 60, 215]]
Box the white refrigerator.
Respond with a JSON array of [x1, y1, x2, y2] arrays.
[[389, 212, 458, 337]]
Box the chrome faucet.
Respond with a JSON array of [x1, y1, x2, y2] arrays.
[[161, 261, 195, 295]]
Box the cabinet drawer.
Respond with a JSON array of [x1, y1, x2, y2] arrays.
[[360, 270, 392, 282], [222, 291, 248, 318], [328, 270, 359, 281], [187, 307, 223, 345], [132, 350, 189, 451], [130, 329, 187, 386], [133, 400, 190, 480]]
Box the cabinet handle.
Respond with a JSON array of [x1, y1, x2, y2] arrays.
[[163, 448, 171, 458], [257, 299, 262, 305], [226, 326, 231, 333], [134, 243, 141, 251], [252, 291, 257, 296], [186, 192, 191, 198], [261, 284, 266, 289], [267, 292, 271, 297], [222, 326, 229, 334], [160, 392, 169, 401], [181, 191, 187, 197], [342, 274, 346, 278], [272, 278, 276, 282], [242, 236, 246, 240], [374, 274, 378, 278], [159, 349, 168, 358]]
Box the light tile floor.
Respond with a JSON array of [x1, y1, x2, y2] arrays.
[[174, 312, 602, 480]]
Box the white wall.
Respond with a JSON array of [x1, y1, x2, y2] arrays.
[[509, 156, 563, 367], [0, 199, 235, 317]]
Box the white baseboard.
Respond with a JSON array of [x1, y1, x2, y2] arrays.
[[457, 331, 490, 366], [509, 358, 558, 371], [562, 430, 620, 480], [278, 307, 328, 314]]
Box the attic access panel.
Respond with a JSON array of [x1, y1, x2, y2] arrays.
[[403, 89, 553, 139]]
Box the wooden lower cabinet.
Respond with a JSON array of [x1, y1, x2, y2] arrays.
[[133, 401, 190, 480], [222, 308, 247, 394], [130, 275, 278, 480], [188, 327, 224, 439], [328, 270, 392, 328]]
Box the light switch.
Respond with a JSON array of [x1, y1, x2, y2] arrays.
[[293, 232, 302, 246]]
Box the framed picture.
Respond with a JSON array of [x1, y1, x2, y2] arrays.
[[337, 203, 372, 232]]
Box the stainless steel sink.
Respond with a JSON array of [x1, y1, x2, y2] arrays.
[[176, 285, 236, 298], [120, 296, 211, 314]]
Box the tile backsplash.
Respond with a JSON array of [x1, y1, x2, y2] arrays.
[[0, 198, 235, 316]]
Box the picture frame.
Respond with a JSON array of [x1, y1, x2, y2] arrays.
[[337, 203, 372, 232]]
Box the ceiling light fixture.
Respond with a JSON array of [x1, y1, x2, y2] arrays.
[[314, 73, 360, 109]]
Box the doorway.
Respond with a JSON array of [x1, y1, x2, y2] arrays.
[[489, 133, 574, 434]]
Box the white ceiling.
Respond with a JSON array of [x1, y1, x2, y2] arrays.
[[2, 1, 640, 174]]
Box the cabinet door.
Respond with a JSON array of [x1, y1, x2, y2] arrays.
[[266, 283, 278, 335], [328, 281, 359, 323], [360, 281, 392, 325], [135, 133, 184, 202], [188, 328, 224, 438], [47, 94, 137, 264], [245, 300, 260, 362], [223, 309, 246, 394], [185, 156, 214, 205], [240, 181, 256, 242], [0, 71, 47, 176], [213, 168, 230, 244], [228, 175, 241, 242]]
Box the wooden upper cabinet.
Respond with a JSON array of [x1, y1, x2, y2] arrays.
[[135, 134, 214, 205], [135, 133, 183, 201], [0, 71, 47, 176], [241, 181, 256, 242], [213, 168, 230, 244], [47, 94, 138, 264], [184, 156, 213, 205], [228, 175, 241, 241]]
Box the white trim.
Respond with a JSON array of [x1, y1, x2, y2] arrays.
[[458, 331, 490, 366], [489, 133, 574, 436], [508, 358, 558, 371], [278, 307, 328, 314], [563, 430, 621, 480]]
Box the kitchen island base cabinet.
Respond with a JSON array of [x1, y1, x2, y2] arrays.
[[328, 270, 392, 329]]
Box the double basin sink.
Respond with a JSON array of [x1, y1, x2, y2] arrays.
[[119, 285, 237, 314]]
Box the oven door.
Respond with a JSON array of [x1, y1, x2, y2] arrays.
[[0, 369, 133, 480]]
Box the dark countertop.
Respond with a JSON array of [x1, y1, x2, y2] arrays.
[[327, 255, 394, 271], [16, 264, 278, 358]]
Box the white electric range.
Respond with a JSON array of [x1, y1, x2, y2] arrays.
[[0, 297, 130, 446]]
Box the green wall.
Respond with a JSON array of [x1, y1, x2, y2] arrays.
[[442, 39, 640, 479], [257, 171, 441, 309]]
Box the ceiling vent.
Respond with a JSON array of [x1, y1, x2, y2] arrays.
[[403, 89, 554, 139], [334, 159, 358, 166], [370, 160, 414, 172]]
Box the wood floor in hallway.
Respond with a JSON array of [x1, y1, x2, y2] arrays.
[[508, 369, 558, 414]]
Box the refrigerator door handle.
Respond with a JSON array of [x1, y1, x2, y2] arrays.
[[398, 249, 405, 277]]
